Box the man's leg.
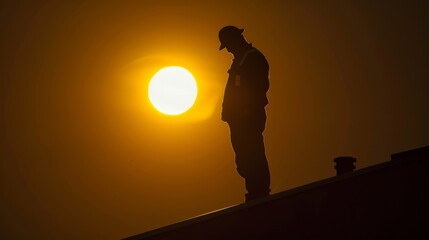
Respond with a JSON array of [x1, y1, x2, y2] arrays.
[[228, 110, 271, 202], [243, 119, 270, 202]]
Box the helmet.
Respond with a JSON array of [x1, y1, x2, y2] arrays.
[[218, 25, 244, 50]]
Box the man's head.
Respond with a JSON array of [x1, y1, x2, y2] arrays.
[[218, 25, 245, 53]]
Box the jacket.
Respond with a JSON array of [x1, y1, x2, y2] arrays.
[[222, 46, 270, 122]]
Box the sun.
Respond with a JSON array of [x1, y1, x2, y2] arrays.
[[148, 66, 198, 115]]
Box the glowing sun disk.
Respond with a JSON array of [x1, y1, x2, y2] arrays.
[[148, 66, 198, 115]]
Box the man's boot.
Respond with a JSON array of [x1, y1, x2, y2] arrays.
[[245, 190, 270, 202]]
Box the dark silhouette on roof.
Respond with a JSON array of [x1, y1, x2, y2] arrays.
[[219, 25, 271, 202], [334, 156, 356, 175], [123, 145, 429, 240]]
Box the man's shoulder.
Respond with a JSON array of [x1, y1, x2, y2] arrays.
[[245, 47, 268, 66]]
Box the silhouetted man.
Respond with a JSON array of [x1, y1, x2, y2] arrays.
[[218, 25, 271, 202]]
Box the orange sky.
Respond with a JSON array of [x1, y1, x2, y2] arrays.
[[1, 1, 428, 239]]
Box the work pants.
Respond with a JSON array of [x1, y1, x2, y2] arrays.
[[228, 109, 271, 201]]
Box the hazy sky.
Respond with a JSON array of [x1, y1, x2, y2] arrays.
[[1, 1, 428, 239]]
